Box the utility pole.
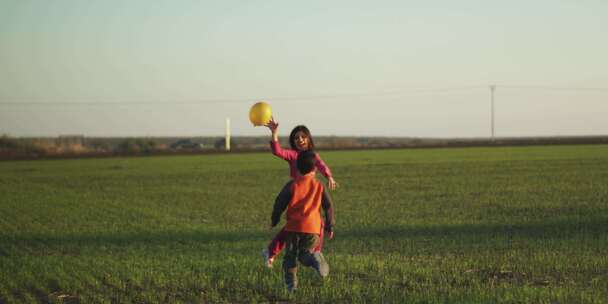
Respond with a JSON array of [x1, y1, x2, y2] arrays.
[[490, 85, 496, 140], [225, 117, 231, 151]]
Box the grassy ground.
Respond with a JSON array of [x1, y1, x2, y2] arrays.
[[1, 145, 607, 303]]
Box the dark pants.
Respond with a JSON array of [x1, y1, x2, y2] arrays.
[[283, 232, 320, 290], [267, 221, 325, 259]]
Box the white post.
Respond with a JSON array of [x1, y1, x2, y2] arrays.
[[490, 85, 496, 140], [225, 117, 231, 151]]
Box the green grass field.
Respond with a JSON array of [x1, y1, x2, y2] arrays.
[[1, 145, 607, 303]]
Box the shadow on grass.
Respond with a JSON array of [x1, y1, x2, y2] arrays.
[[2, 229, 268, 249], [3, 217, 606, 250], [338, 217, 608, 241]]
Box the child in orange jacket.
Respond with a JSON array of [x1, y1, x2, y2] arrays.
[[271, 150, 335, 292]]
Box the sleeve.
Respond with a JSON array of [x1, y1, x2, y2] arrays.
[[321, 186, 335, 232], [314, 153, 333, 179], [270, 140, 298, 161], [271, 181, 293, 227]]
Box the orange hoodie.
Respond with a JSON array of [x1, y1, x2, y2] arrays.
[[284, 174, 324, 234], [271, 174, 334, 234]]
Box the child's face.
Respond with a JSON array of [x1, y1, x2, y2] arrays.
[[294, 131, 310, 151]]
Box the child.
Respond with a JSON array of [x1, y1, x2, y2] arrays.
[[262, 117, 337, 268], [266, 117, 337, 190], [271, 150, 335, 292]]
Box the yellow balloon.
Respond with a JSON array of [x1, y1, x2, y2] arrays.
[[249, 101, 272, 126]]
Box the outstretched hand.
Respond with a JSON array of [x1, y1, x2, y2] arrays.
[[265, 117, 279, 142], [327, 177, 339, 190], [264, 117, 278, 133]]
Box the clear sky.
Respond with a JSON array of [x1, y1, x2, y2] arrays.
[[1, 0, 607, 138]]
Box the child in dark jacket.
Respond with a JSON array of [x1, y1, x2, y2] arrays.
[[271, 150, 335, 292]]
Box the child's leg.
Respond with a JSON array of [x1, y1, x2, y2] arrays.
[[268, 227, 289, 258], [282, 232, 299, 291], [297, 233, 329, 278]]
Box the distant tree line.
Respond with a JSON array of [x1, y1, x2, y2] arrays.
[[0, 135, 47, 156], [0, 134, 242, 158], [1, 134, 608, 160]]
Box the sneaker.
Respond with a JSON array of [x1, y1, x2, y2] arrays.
[[311, 252, 329, 277], [261, 248, 274, 269]]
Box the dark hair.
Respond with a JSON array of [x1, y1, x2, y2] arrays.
[[289, 125, 315, 150], [296, 150, 316, 175]]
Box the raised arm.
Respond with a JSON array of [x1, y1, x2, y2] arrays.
[[266, 117, 297, 161], [265, 116, 279, 142], [270, 140, 298, 161]]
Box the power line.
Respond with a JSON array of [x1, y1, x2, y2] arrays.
[[495, 85, 608, 92], [268, 86, 486, 101], [0, 86, 488, 106], [0, 99, 249, 106], [0, 85, 606, 106]]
